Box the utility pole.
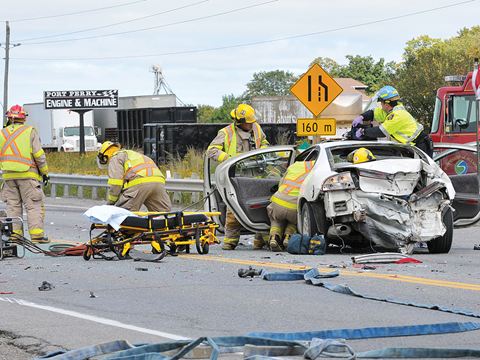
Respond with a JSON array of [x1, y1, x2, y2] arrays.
[[1, 21, 20, 126], [2, 21, 10, 126]]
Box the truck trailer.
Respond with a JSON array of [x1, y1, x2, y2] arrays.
[[23, 102, 99, 152]]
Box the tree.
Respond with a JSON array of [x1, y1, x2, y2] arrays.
[[311, 55, 395, 94], [208, 94, 244, 123], [309, 56, 342, 75], [243, 70, 298, 100], [197, 104, 216, 123], [393, 26, 480, 127]]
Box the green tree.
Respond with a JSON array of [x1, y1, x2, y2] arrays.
[[336, 55, 396, 94], [309, 56, 342, 75], [197, 104, 216, 123], [310, 55, 395, 94], [209, 94, 244, 123], [243, 70, 298, 100], [393, 26, 480, 127]]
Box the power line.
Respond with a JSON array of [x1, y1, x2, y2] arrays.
[[15, 0, 209, 42], [10, 0, 478, 61], [6, 0, 149, 22], [18, 0, 278, 45]]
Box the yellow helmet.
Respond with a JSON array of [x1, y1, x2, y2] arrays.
[[348, 147, 376, 164], [97, 141, 120, 165], [233, 104, 256, 124]]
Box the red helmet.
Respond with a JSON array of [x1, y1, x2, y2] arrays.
[[6, 105, 27, 120]]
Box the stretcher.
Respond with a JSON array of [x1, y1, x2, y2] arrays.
[[83, 211, 220, 261]]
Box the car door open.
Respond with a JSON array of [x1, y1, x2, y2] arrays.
[[213, 146, 295, 233]]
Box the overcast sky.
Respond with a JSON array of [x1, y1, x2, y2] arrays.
[[1, 0, 479, 110]]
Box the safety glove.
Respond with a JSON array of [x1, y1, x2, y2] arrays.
[[42, 174, 50, 187]]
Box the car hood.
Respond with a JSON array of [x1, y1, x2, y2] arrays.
[[338, 158, 455, 198]]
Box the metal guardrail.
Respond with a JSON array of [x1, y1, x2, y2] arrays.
[[48, 173, 204, 200]]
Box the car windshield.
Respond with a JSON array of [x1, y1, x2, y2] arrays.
[[64, 127, 95, 136], [329, 144, 418, 168]]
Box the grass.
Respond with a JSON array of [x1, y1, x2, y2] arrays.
[[46, 152, 107, 176], [46, 148, 204, 178], [45, 149, 204, 203]]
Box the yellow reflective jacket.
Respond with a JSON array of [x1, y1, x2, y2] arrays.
[[206, 123, 269, 162], [271, 161, 314, 210], [0, 124, 48, 181], [379, 105, 423, 144], [107, 150, 166, 203]]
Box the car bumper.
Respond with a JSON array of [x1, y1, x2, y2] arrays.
[[324, 190, 450, 249]]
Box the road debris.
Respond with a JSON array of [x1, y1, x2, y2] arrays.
[[352, 252, 422, 264], [238, 267, 262, 278], [89, 291, 97, 298], [38, 281, 54, 291], [135, 267, 148, 272]]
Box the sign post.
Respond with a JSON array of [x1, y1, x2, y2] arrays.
[[290, 63, 343, 141], [44, 90, 118, 155]]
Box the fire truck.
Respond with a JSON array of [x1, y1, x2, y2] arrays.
[[430, 72, 479, 175]]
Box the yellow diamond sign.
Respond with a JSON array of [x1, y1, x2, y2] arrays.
[[290, 63, 343, 116]]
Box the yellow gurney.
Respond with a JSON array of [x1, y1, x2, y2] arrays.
[[83, 211, 220, 261]]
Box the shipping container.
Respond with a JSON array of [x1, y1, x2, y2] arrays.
[[117, 107, 197, 148], [143, 123, 298, 163]]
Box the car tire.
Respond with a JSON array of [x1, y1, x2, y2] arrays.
[[300, 202, 318, 237], [427, 206, 453, 254]]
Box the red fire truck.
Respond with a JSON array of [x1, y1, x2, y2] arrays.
[[430, 72, 479, 175]]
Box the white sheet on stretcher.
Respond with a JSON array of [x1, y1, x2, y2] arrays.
[[83, 205, 134, 230]]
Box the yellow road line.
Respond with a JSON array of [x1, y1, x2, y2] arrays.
[[183, 254, 480, 292]]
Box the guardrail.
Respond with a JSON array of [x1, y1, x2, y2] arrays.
[[48, 173, 204, 201]]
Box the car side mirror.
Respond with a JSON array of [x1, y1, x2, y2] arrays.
[[270, 184, 279, 194]]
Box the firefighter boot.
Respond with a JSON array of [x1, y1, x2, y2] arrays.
[[269, 234, 282, 252], [31, 235, 50, 244], [253, 233, 268, 250]]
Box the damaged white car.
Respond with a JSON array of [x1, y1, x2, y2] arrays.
[[204, 141, 465, 254]]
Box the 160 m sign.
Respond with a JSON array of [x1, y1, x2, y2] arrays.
[[296, 118, 336, 136]]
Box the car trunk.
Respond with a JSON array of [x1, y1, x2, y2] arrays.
[[336, 159, 453, 250]]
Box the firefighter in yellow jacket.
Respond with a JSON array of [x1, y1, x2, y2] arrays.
[[0, 105, 50, 243], [267, 160, 314, 251], [97, 141, 171, 212], [206, 104, 269, 250]]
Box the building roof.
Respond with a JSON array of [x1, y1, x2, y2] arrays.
[[334, 78, 370, 101]]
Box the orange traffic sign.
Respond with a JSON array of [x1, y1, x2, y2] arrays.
[[290, 63, 343, 116], [296, 118, 336, 136]]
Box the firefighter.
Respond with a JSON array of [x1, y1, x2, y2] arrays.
[[353, 86, 433, 157], [0, 105, 49, 243], [206, 103, 269, 250], [97, 141, 171, 212], [267, 160, 314, 251]]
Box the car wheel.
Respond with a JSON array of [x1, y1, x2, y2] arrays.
[[427, 206, 453, 254], [300, 202, 318, 237]]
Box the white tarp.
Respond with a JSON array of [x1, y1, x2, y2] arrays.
[[83, 205, 134, 230]]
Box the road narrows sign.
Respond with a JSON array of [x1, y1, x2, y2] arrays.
[[290, 64, 343, 117]]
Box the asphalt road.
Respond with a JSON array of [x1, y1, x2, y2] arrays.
[[1, 198, 480, 358]]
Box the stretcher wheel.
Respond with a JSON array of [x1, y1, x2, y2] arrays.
[[202, 242, 209, 254], [195, 228, 204, 254], [83, 248, 91, 261]]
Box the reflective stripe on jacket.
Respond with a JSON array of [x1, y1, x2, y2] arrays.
[[379, 105, 423, 144], [0, 125, 35, 171], [271, 161, 314, 210], [206, 122, 269, 162], [0, 124, 47, 181], [107, 150, 166, 190]]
